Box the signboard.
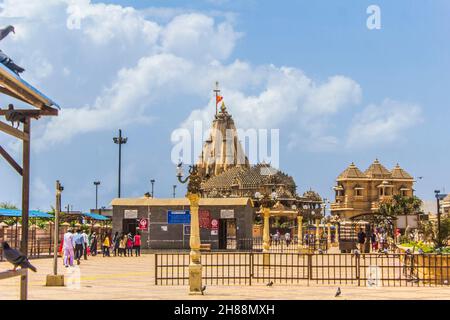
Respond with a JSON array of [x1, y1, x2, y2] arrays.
[[211, 230, 218, 236], [396, 215, 418, 229], [168, 210, 190, 224], [199, 210, 211, 229], [184, 225, 191, 236], [220, 209, 234, 219], [138, 218, 149, 231], [124, 210, 138, 219], [161, 226, 168, 232], [211, 219, 219, 231]]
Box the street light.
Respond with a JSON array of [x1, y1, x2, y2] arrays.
[[113, 129, 128, 198], [434, 190, 446, 248], [176, 161, 203, 295], [150, 179, 155, 198], [94, 181, 101, 209]]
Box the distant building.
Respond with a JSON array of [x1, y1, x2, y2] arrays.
[[441, 194, 450, 216], [330, 159, 415, 220]]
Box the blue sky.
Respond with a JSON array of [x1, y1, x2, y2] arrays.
[[0, 0, 449, 211]]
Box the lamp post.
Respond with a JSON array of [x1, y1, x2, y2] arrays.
[[113, 129, 128, 198], [46, 180, 64, 286], [150, 179, 155, 198], [176, 162, 203, 295], [94, 181, 100, 210], [173, 185, 177, 198], [434, 190, 446, 248]]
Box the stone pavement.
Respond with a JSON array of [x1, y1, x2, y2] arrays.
[[0, 254, 449, 300]]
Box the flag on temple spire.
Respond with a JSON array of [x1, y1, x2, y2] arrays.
[[216, 95, 223, 105]]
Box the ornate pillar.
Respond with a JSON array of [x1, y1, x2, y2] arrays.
[[297, 215, 303, 253], [315, 218, 320, 250], [327, 223, 331, 246], [262, 207, 271, 265], [187, 193, 202, 294]]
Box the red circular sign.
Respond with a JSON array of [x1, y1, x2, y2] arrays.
[[139, 218, 148, 230], [211, 219, 218, 227]]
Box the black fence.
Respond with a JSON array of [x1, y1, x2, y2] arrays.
[[155, 252, 450, 287], [238, 237, 329, 253]]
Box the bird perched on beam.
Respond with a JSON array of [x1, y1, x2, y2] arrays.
[[4, 104, 26, 128], [1, 241, 37, 272], [0, 25, 25, 75]]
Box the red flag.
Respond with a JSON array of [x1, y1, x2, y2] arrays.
[[216, 95, 223, 105]]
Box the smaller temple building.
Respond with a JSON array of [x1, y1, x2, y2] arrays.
[[331, 159, 415, 220], [111, 197, 253, 250]]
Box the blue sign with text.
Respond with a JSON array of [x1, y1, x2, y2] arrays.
[[167, 210, 191, 224]]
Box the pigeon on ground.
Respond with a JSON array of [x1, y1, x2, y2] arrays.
[[1, 241, 37, 272], [266, 281, 274, 287], [201, 285, 206, 295], [0, 25, 25, 75], [335, 287, 341, 297]]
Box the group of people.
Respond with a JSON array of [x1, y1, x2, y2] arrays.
[[110, 232, 141, 257], [60, 229, 141, 267], [271, 230, 292, 246], [357, 228, 390, 253]]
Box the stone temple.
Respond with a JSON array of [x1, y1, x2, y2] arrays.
[[196, 102, 322, 211]]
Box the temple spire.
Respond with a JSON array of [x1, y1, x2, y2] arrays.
[[213, 81, 221, 117]]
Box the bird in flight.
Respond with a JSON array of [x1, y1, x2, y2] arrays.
[[0, 25, 25, 75], [1, 241, 37, 272]]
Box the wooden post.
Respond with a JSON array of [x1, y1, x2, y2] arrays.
[[20, 270, 28, 300], [21, 118, 30, 256]]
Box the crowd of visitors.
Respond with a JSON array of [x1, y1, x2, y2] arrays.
[[59, 229, 142, 267]]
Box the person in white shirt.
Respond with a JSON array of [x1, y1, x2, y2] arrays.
[[81, 230, 89, 260], [63, 229, 75, 267], [285, 232, 291, 246]]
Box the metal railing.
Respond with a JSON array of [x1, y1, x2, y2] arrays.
[[155, 252, 450, 287]]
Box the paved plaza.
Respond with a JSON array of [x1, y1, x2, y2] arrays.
[[1, 254, 450, 300]]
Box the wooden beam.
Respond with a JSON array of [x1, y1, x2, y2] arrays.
[[0, 268, 28, 280], [0, 145, 23, 176], [0, 73, 47, 109], [0, 86, 31, 105], [0, 120, 29, 141], [0, 109, 58, 118], [21, 118, 30, 256]]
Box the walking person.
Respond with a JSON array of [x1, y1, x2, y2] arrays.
[[82, 229, 89, 260], [90, 232, 98, 256], [74, 229, 84, 265], [370, 230, 378, 252], [126, 233, 134, 257], [357, 228, 366, 253], [112, 231, 120, 256], [119, 233, 127, 256], [102, 233, 111, 257], [285, 232, 291, 246], [63, 229, 75, 267], [133, 231, 141, 257]]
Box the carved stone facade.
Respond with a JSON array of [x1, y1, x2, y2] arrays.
[[331, 159, 415, 220]]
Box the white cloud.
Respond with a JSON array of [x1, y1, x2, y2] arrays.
[[346, 99, 423, 148]]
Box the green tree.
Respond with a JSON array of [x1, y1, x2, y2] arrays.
[[0, 202, 18, 209], [418, 217, 450, 248]]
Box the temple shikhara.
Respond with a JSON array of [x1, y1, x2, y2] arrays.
[[330, 159, 415, 220], [196, 92, 322, 210]]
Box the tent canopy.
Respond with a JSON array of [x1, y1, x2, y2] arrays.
[[0, 208, 53, 218], [83, 213, 110, 221]]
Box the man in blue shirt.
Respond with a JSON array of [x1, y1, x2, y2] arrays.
[[74, 229, 85, 265]]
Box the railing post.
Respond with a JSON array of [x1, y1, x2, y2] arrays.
[[249, 252, 252, 286], [20, 269, 28, 300], [155, 253, 158, 285], [356, 254, 361, 286]]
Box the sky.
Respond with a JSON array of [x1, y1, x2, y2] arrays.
[[0, 0, 449, 212]]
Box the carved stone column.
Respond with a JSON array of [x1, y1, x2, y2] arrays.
[[187, 192, 202, 295]]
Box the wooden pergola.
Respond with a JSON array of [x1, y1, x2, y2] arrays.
[[0, 64, 59, 255]]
